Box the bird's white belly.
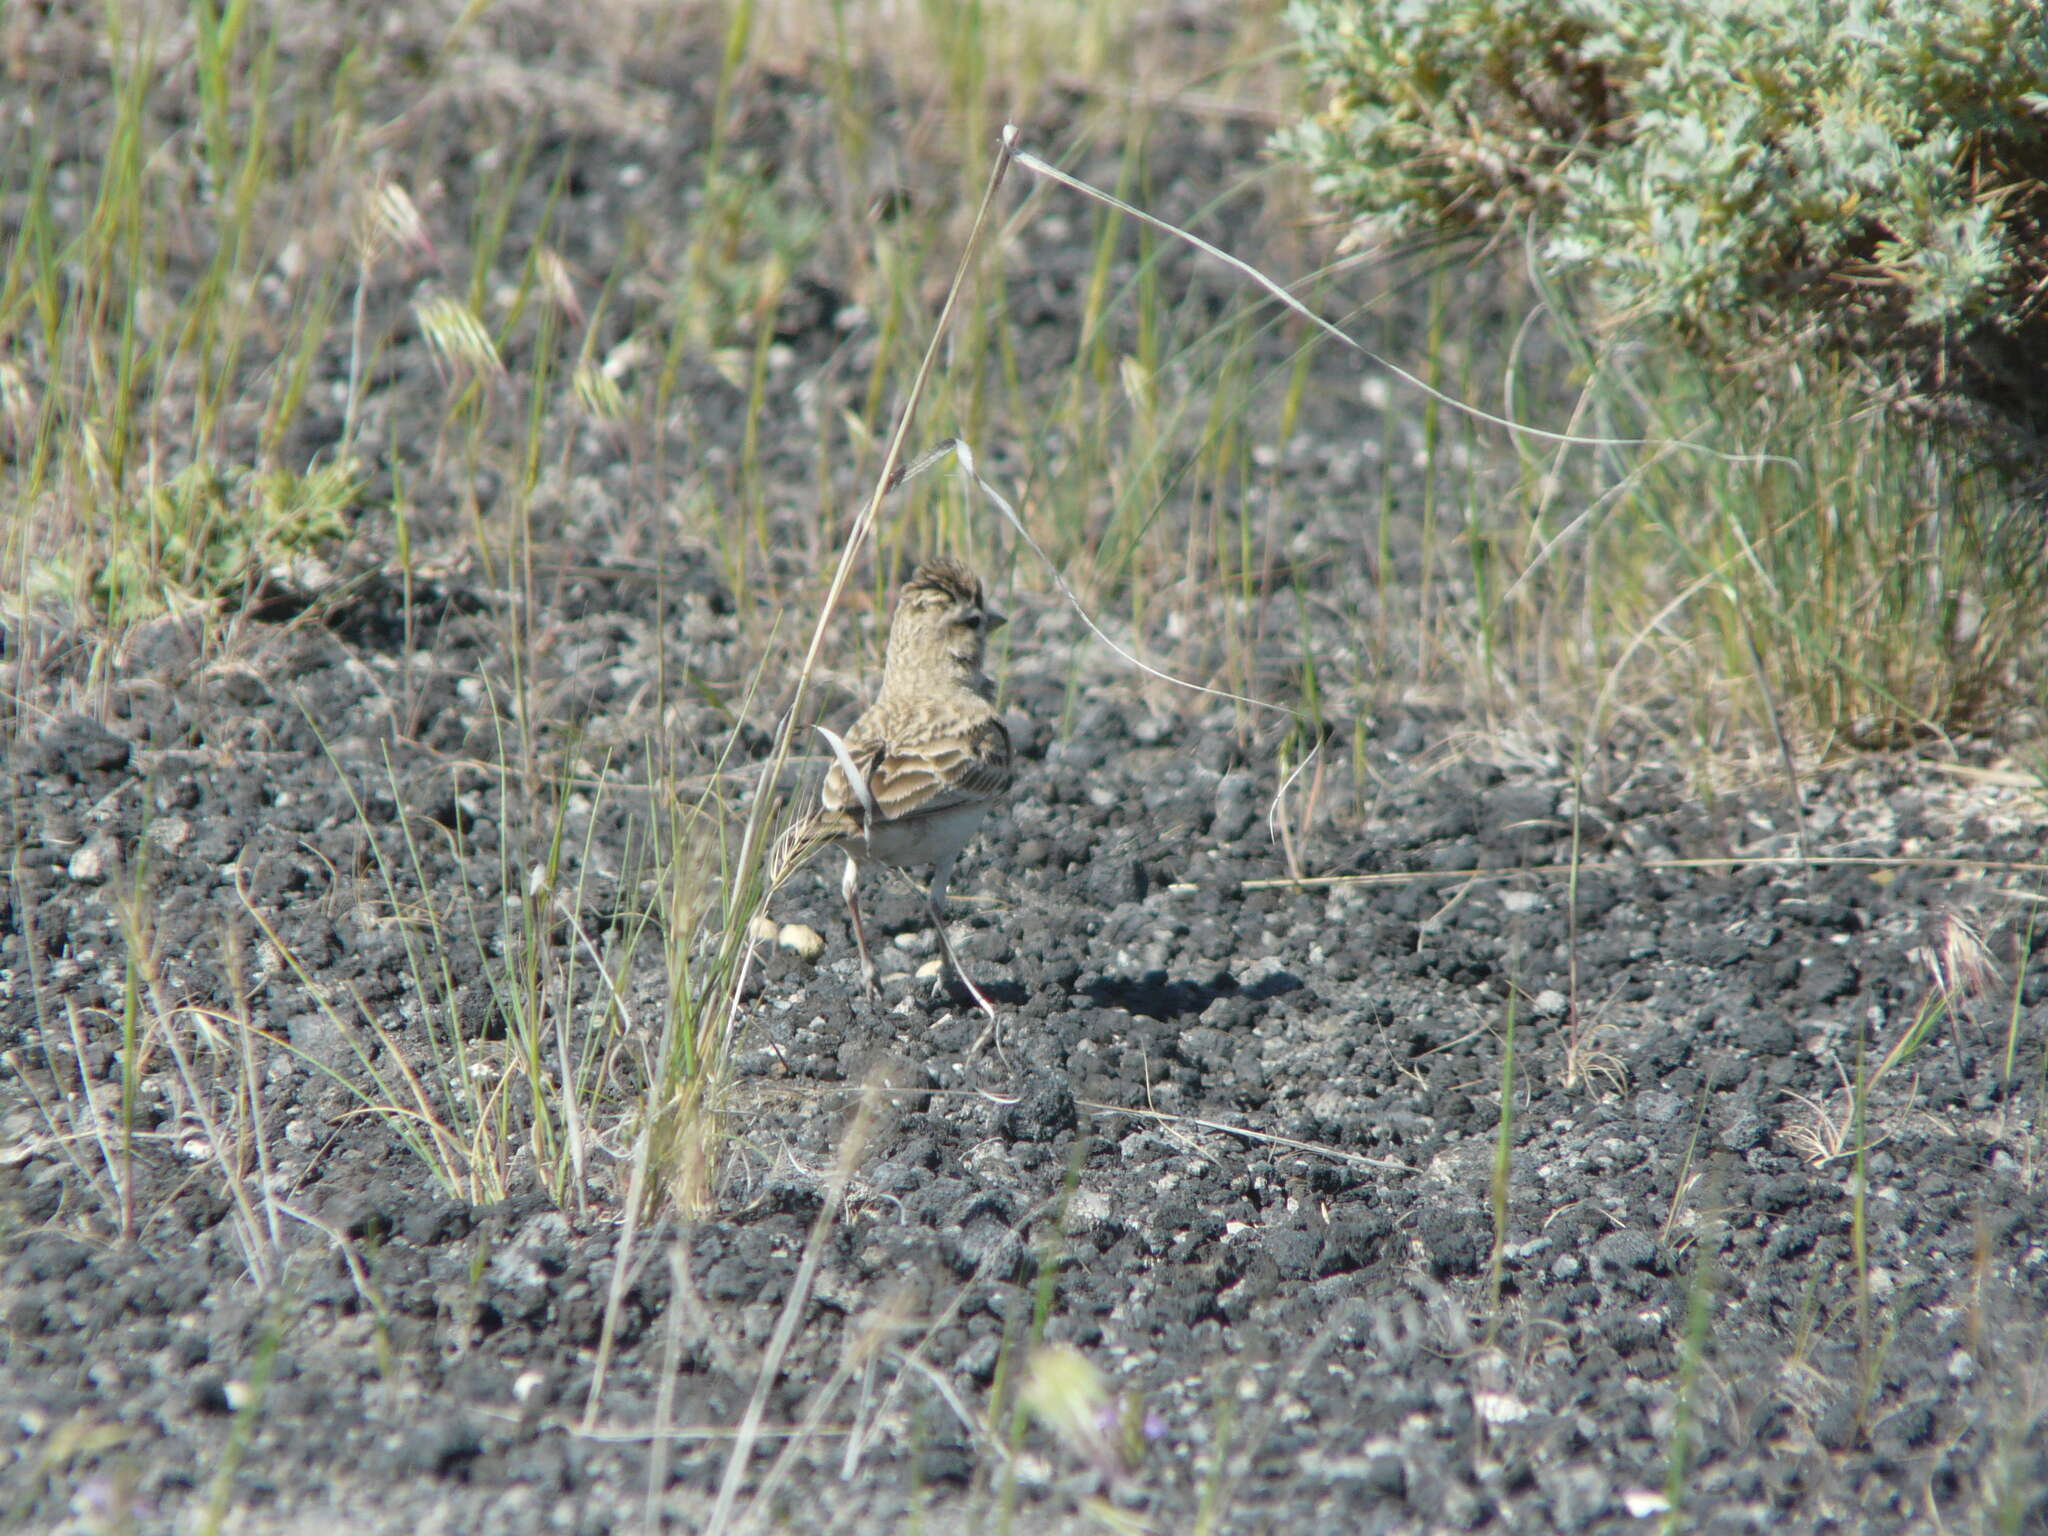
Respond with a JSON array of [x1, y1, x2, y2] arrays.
[[852, 803, 989, 871]]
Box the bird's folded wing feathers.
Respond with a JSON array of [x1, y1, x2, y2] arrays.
[[773, 713, 1010, 883], [824, 716, 1011, 826]]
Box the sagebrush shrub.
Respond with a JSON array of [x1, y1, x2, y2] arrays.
[[1280, 0, 2048, 423]]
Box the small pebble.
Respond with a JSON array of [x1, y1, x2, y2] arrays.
[[777, 923, 824, 961], [68, 834, 120, 885]]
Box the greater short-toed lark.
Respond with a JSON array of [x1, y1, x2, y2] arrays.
[[773, 558, 1012, 1023]]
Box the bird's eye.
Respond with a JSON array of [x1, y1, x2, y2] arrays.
[[961, 611, 983, 630]]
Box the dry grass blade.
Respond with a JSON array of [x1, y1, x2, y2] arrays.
[[737, 126, 1020, 883], [414, 294, 505, 379], [901, 432, 1328, 858], [729, 1298, 901, 1531], [902, 437, 1305, 723], [1235, 853, 2048, 891], [812, 723, 879, 823], [1005, 141, 1791, 465], [641, 1245, 692, 1536], [704, 1084, 883, 1536], [354, 177, 432, 263], [1075, 1098, 1409, 1173], [582, 1110, 659, 1434], [571, 359, 627, 424]]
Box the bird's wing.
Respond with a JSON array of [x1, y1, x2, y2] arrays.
[[847, 720, 1007, 831], [773, 705, 1010, 885], [825, 714, 1011, 827]]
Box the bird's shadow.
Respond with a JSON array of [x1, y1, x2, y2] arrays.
[[1083, 968, 1247, 1022]]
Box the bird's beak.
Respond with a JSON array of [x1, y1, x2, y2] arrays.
[[986, 608, 1008, 631]]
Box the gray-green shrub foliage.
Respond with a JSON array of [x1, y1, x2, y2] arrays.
[[1280, 0, 2048, 414]]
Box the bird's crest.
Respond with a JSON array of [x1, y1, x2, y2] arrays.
[[902, 558, 983, 608]]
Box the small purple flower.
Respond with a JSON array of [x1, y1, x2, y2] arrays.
[[1022, 1346, 1167, 1487]]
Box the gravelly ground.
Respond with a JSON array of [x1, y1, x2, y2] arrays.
[[5, 6, 2048, 1534]]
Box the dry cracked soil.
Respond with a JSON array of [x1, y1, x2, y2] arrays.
[[5, 6, 2048, 1534]]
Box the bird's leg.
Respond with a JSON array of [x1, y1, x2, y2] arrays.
[[926, 897, 998, 1020], [923, 852, 1000, 1038], [842, 851, 880, 999]]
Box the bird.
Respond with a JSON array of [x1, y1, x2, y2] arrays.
[[771, 557, 1012, 1030]]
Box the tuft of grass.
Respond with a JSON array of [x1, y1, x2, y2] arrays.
[[1783, 908, 2009, 1170], [2, 7, 347, 636], [1484, 285, 2048, 752], [58, 457, 360, 627]]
